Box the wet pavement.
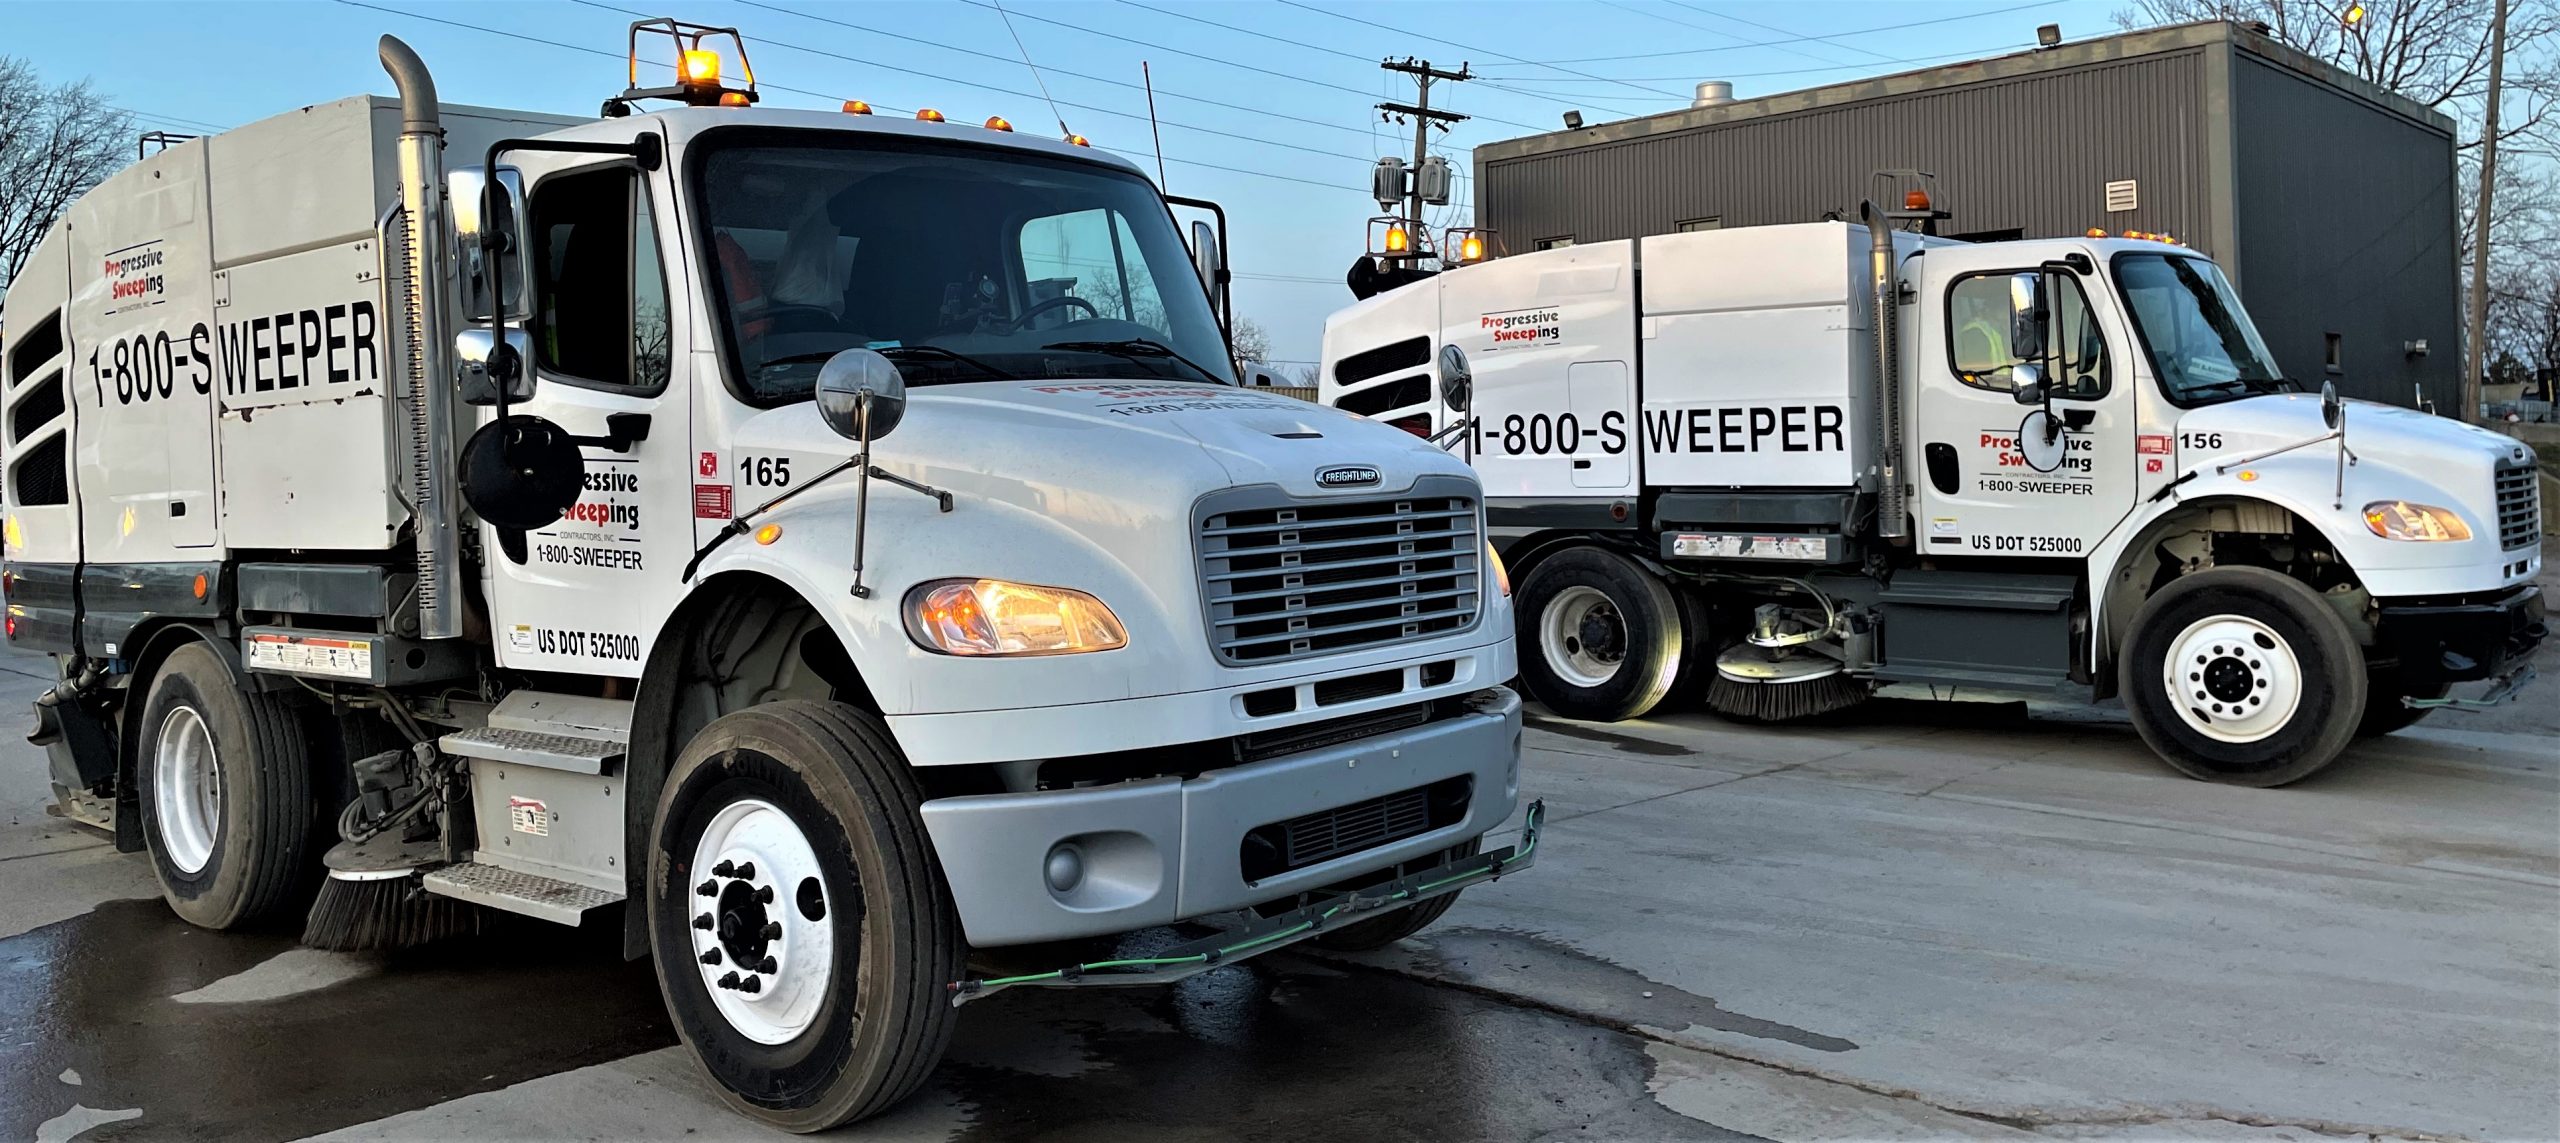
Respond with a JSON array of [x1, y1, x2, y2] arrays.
[[1, 617, 2554, 1141]]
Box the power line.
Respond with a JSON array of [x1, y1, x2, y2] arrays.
[[733, 1, 1376, 140], [1596, 0, 1856, 73], [106, 106, 232, 134], [1666, 0, 1901, 64], [1273, 0, 1689, 108], [1495, 0, 2065, 66], [1477, 41, 2035, 84], [950, 0, 1551, 133]]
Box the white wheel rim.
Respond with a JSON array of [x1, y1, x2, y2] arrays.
[[2161, 614, 2304, 744], [153, 705, 220, 874], [1541, 585, 1627, 689], [688, 798, 835, 1045]]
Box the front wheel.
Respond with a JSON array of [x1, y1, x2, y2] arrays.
[[1514, 548, 1684, 722], [648, 701, 961, 1133], [2120, 567, 2367, 787]]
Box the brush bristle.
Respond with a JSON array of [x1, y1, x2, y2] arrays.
[[302, 875, 488, 951], [1705, 672, 1871, 723]]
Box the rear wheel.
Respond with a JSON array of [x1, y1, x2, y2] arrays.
[[648, 701, 960, 1133], [2120, 567, 2366, 787], [1515, 548, 1684, 722], [137, 641, 317, 930]]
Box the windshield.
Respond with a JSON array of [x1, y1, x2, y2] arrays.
[[696, 135, 1233, 403], [2112, 252, 2288, 405]]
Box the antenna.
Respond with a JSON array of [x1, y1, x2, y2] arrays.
[[1143, 61, 1169, 189], [991, 0, 1072, 141]]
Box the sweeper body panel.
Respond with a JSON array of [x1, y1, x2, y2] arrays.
[[5, 26, 1533, 1132], [1322, 211, 2543, 788]]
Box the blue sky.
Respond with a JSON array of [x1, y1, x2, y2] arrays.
[[22, 0, 2119, 363]]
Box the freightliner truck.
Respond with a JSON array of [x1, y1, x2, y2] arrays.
[[1323, 182, 2543, 787], [3, 22, 1533, 1130]]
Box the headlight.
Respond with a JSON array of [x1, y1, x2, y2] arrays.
[[904, 579, 1127, 656], [2361, 501, 2473, 542], [1485, 540, 1511, 596]]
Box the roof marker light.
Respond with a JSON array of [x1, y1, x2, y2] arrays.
[[916, 108, 945, 122], [843, 99, 872, 115], [985, 115, 1013, 131], [1065, 133, 1090, 146], [718, 91, 749, 107]]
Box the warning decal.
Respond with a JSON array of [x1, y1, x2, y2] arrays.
[[245, 632, 372, 680], [508, 796, 550, 837]]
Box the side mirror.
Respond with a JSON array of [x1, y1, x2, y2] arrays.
[[815, 348, 908, 443], [1437, 343, 1473, 412], [455, 327, 534, 405], [448, 166, 528, 324], [2321, 378, 2343, 430], [1191, 219, 1226, 327], [2007, 270, 2047, 364], [2011, 362, 2048, 405]]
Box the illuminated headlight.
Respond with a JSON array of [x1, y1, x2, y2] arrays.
[[904, 579, 1127, 656], [2361, 501, 2473, 542]]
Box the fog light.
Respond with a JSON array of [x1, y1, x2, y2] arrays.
[[1044, 843, 1085, 893]]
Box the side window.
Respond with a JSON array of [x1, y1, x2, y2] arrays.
[[1946, 272, 2109, 398], [531, 166, 672, 389], [1017, 208, 1165, 334]]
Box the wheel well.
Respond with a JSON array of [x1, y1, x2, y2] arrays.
[[619, 572, 878, 958], [1499, 529, 1649, 586], [2096, 498, 2366, 693]]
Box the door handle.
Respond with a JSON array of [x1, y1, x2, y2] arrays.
[[566, 412, 652, 453], [2058, 408, 2096, 431]]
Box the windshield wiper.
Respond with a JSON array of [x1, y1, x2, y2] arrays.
[[1042, 338, 1229, 385], [759, 345, 1017, 382]]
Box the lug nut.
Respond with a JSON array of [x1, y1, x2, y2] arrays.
[[716, 971, 741, 990], [712, 860, 736, 877], [761, 922, 783, 941], [700, 949, 722, 965], [693, 913, 714, 931], [697, 879, 718, 896], [757, 956, 778, 974], [734, 862, 757, 881], [755, 885, 774, 904], [738, 975, 762, 994]]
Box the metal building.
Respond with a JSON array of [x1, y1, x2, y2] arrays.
[[1473, 21, 2461, 410]]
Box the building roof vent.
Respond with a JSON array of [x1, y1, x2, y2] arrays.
[[1693, 80, 1734, 108]]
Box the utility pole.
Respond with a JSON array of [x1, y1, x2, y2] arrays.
[[1378, 57, 1470, 251], [2465, 0, 2510, 423]]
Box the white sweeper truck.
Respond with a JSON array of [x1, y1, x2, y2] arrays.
[[1323, 177, 2542, 787], [4, 21, 1535, 1130]]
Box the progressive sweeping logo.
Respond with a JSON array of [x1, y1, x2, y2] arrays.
[[1480, 306, 1562, 350], [102, 241, 167, 309]]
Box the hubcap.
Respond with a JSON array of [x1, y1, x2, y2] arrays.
[[2161, 615, 2303, 744], [152, 706, 220, 874], [1541, 585, 1628, 689], [688, 797, 836, 1045]]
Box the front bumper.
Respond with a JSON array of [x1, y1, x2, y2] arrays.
[[2374, 584, 2547, 689], [919, 686, 1524, 947]]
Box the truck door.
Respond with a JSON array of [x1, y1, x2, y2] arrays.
[[484, 158, 689, 676], [1909, 246, 2137, 559], [1437, 241, 1639, 505]]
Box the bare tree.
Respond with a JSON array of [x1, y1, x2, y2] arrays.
[[1231, 317, 1274, 364], [0, 61, 133, 291]]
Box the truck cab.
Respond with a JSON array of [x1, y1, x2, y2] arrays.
[[3, 24, 1532, 1132], [1322, 196, 2541, 788]]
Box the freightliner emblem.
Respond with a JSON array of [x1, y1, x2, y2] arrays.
[[1315, 464, 1382, 488]]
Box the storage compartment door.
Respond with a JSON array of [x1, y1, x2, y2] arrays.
[[1438, 240, 1638, 501], [1566, 361, 1633, 490]]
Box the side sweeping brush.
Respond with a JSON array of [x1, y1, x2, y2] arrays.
[[1703, 639, 1873, 723], [300, 746, 492, 951]]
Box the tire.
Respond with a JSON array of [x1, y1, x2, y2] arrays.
[[1311, 838, 1480, 952], [1514, 548, 1684, 722], [2357, 668, 2446, 738], [2119, 567, 2367, 787], [135, 641, 317, 930], [648, 701, 961, 1133]]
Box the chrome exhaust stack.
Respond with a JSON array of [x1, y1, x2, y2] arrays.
[[379, 35, 463, 640]]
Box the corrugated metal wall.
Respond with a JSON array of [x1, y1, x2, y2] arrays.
[[1479, 51, 2214, 256], [2230, 56, 2462, 409]]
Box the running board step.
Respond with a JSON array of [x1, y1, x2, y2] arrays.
[[421, 862, 624, 925], [439, 691, 633, 774]]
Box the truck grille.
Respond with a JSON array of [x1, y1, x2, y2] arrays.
[[2496, 461, 2541, 550], [1196, 477, 1482, 665]]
